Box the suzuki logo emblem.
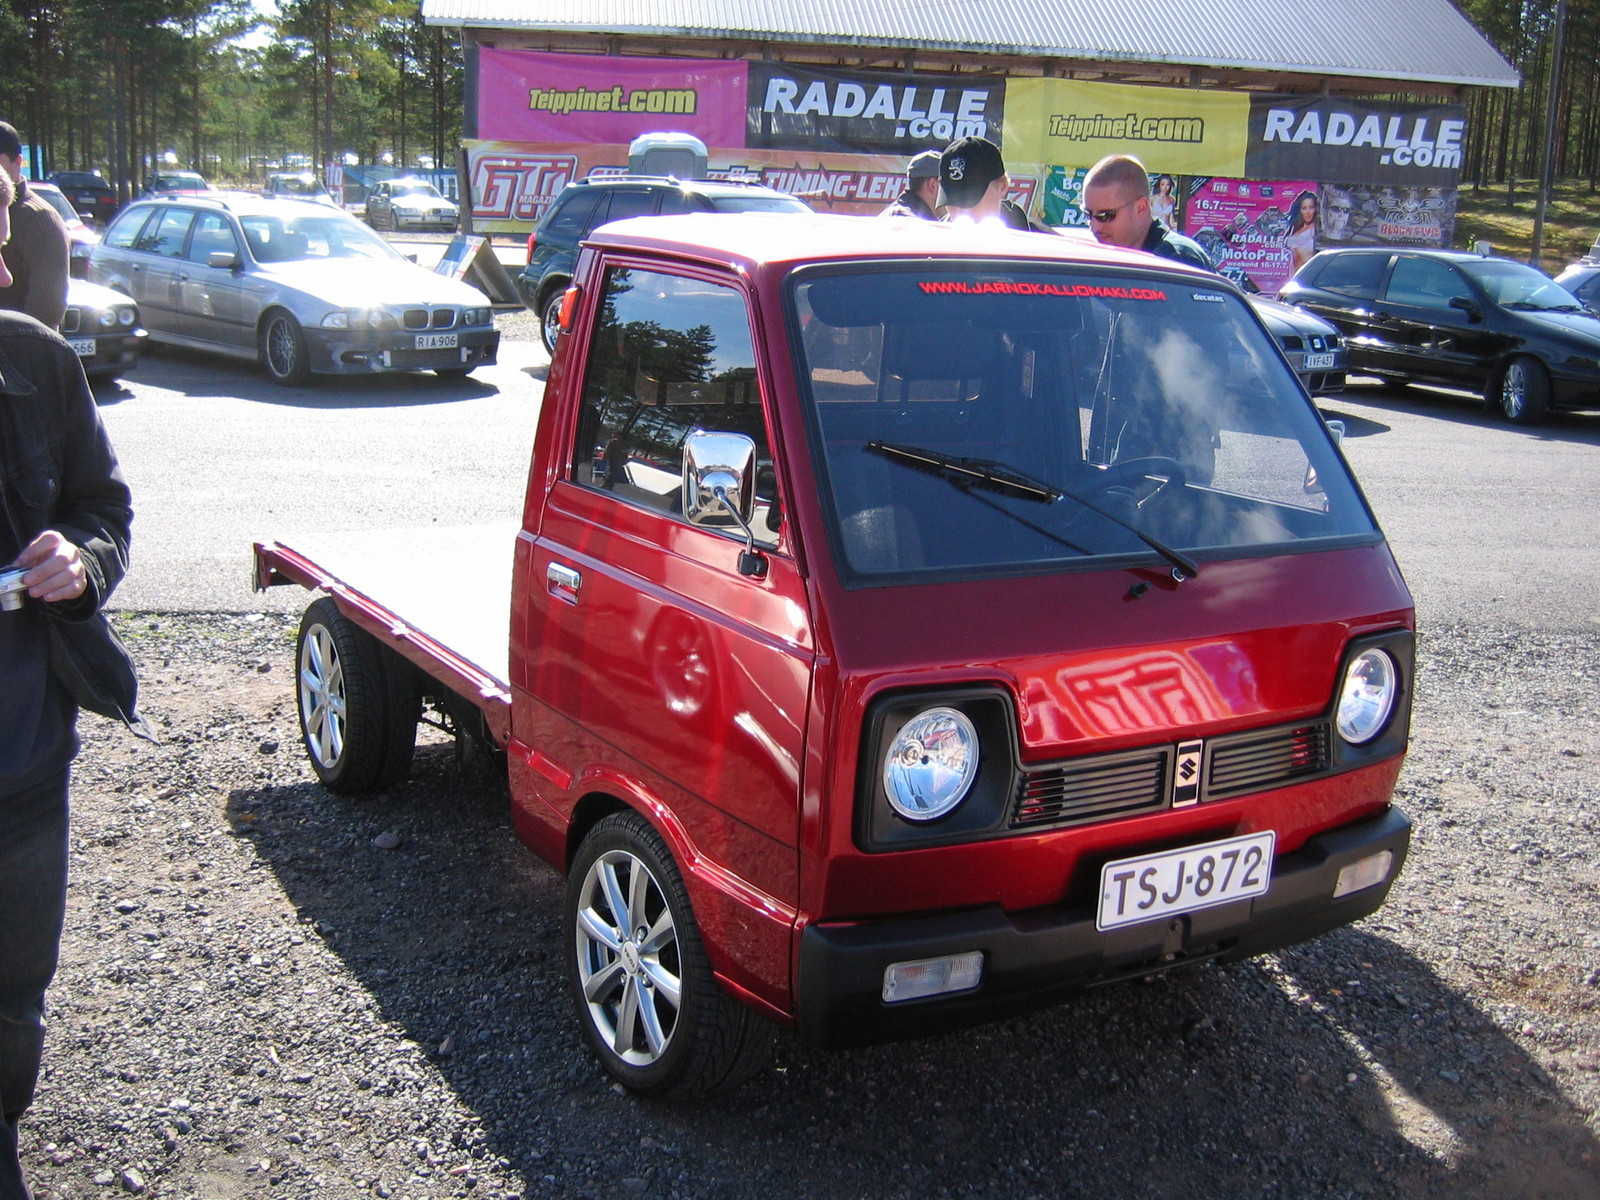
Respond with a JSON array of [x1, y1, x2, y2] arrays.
[[1173, 740, 1204, 807]]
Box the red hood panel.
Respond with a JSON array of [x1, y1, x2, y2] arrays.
[[824, 545, 1411, 757]]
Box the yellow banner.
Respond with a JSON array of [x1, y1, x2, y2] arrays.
[[1006, 79, 1249, 178]]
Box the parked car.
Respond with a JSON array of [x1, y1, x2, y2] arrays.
[[364, 178, 458, 232], [31, 180, 100, 278], [60, 277, 145, 381], [262, 171, 339, 207], [519, 175, 811, 352], [1553, 262, 1600, 312], [1280, 247, 1600, 423], [143, 171, 215, 197], [1248, 295, 1347, 395], [89, 194, 498, 385], [47, 169, 119, 225]]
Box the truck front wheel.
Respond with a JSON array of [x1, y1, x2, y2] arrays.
[[565, 812, 771, 1096], [296, 597, 419, 793]]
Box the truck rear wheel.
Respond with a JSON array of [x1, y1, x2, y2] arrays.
[[296, 597, 419, 793], [565, 811, 772, 1096]]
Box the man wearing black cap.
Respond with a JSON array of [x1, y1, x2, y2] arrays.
[[0, 122, 69, 330], [880, 149, 942, 220], [937, 136, 1052, 233]]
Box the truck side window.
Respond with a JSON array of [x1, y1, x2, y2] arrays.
[[573, 266, 780, 546]]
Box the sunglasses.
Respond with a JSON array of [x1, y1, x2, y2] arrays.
[[1083, 196, 1139, 224]]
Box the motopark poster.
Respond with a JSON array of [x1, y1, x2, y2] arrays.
[[467, 50, 1468, 242]]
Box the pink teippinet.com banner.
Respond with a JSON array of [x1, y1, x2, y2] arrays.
[[478, 48, 749, 148]]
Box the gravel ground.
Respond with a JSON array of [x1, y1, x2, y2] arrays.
[[14, 607, 1600, 1200]]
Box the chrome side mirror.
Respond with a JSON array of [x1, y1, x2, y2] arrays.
[[682, 430, 767, 578]]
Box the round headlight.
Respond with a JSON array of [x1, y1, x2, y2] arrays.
[[97, 308, 117, 329], [882, 707, 979, 822], [1336, 649, 1398, 744], [116, 306, 137, 327]]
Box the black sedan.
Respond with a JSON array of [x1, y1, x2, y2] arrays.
[[1279, 248, 1600, 424], [48, 169, 119, 226]]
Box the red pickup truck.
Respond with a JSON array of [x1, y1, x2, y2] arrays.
[[255, 213, 1413, 1097]]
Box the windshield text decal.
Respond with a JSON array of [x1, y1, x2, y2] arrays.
[[918, 281, 1167, 301]]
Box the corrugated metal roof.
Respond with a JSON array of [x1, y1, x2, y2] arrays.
[[421, 0, 1519, 89]]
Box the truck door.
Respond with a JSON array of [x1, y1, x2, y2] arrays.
[[514, 259, 813, 1004]]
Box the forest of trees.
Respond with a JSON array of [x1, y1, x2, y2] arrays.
[[0, 0, 462, 197], [0, 0, 1593, 200]]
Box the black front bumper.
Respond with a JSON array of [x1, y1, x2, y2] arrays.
[[796, 806, 1411, 1047]]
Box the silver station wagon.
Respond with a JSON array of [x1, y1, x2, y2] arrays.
[[90, 195, 499, 385]]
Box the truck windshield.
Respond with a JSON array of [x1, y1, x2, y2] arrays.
[[792, 265, 1377, 583]]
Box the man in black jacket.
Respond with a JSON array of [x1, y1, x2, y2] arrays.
[[880, 149, 942, 220], [1081, 153, 1216, 271], [0, 167, 145, 1200]]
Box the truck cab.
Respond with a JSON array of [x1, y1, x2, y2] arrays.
[[510, 214, 1411, 1087], [263, 212, 1412, 1097]]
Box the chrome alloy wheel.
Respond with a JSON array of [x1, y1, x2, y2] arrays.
[[298, 620, 347, 771], [1501, 360, 1529, 420], [573, 847, 684, 1067]]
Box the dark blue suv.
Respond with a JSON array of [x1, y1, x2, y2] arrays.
[[519, 176, 809, 352]]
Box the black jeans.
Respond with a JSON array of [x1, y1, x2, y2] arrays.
[[0, 769, 69, 1200]]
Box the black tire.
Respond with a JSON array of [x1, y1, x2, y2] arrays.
[[565, 811, 772, 1097], [539, 286, 566, 355], [1492, 355, 1551, 424], [261, 311, 311, 386], [295, 597, 419, 794]]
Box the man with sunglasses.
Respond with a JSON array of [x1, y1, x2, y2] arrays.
[[1081, 154, 1213, 270]]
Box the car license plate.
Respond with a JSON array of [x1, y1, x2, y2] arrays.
[[1097, 831, 1275, 931], [68, 338, 96, 357], [415, 333, 457, 350], [1304, 352, 1336, 369]]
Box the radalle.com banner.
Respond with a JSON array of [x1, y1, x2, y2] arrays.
[[472, 49, 1466, 233]]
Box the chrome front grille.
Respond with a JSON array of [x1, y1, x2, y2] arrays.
[[60, 308, 82, 334]]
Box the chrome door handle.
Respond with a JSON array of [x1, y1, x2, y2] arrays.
[[546, 562, 581, 602]]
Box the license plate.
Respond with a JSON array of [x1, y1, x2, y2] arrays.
[[69, 338, 96, 357], [415, 333, 457, 350], [1304, 352, 1336, 369], [1097, 831, 1275, 931]]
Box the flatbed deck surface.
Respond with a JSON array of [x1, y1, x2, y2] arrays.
[[273, 523, 518, 687]]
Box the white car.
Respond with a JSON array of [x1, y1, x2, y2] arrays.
[[90, 195, 497, 384], [364, 178, 459, 232]]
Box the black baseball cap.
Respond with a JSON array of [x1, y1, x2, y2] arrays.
[[939, 137, 1004, 208], [0, 122, 20, 159], [907, 149, 942, 180]]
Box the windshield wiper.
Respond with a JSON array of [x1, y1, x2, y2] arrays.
[[1505, 300, 1583, 313], [865, 440, 1061, 502], [864, 440, 1199, 579]]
